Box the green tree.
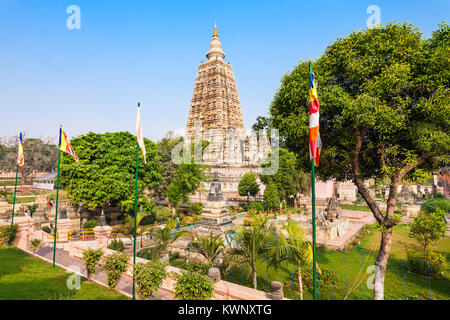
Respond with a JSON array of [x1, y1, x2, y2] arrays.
[[263, 182, 280, 214], [409, 210, 446, 259], [269, 23, 449, 299], [266, 220, 315, 300], [155, 132, 183, 199], [167, 161, 206, 218], [104, 252, 129, 289], [150, 221, 190, 262], [0, 136, 57, 185], [225, 217, 271, 290], [238, 173, 259, 204], [59, 132, 162, 210], [189, 231, 224, 266], [261, 148, 309, 203]]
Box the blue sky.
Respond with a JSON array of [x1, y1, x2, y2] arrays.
[[0, 0, 448, 143]]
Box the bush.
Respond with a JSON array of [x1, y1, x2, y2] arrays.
[[30, 239, 42, 254], [406, 247, 446, 276], [155, 206, 172, 221], [107, 239, 125, 252], [289, 267, 337, 293], [421, 198, 450, 214], [84, 219, 98, 229], [190, 202, 203, 215], [104, 252, 129, 289], [250, 202, 264, 212], [42, 226, 51, 234], [181, 261, 212, 275], [82, 248, 103, 280], [0, 224, 18, 246], [173, 271, 215, 300], [134, 261, 167, 299]]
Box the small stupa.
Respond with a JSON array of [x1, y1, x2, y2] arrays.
[[196, 178, 234, 235]]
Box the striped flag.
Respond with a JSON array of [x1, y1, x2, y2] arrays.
[[59, 127, 79, 163], [136, 103, 147, 163], [17, 133, 24, 167], [309, 71, 322, 167]]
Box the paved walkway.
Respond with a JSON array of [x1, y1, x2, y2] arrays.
[[35, 246, 174, 300]]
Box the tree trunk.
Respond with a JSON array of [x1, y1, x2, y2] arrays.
[[252, 267, 257, 290], [298, 264, 304, 301], [374, 227, 392, 300], [171, 206, 176, 219]]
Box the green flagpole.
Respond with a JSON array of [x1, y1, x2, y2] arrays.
[[9, 163, 19, 246], [53, 135, 62, 268], [310, 62, 317, 300], [132, 102, 140, 300]]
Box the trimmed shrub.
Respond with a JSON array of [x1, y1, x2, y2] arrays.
[[0, 224, 18, 246], [190, 202, 203, 215], [84, 219, 98, 229], [250, 202, 264, 212], [406, 247, 446, 276], [82, 248, 103, 280], [181, 261, 212, 275], [104, 252, 129, 289], [421, 198, 450, 214], [134, 261, 167, 299], [107, 239, 125, 252], [173, 271, 215, 300], [42, 226, 51, 234], [30, 239, 42, 255]]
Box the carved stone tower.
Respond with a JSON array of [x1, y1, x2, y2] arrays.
[[185, 25, 271, 199], [186, 25, 245, 139]]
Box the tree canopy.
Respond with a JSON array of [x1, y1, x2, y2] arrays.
[[268, 22, 449, 300], [238, 173, 259, 198], [59, 131, 162, 210], [261, 148, 309, 202], [0, 136, 57, 184]]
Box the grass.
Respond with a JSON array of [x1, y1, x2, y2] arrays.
[[7, 196, 35, 204], [170, 224, 450, 300], [340, 204, 372, 212], [0, 246, 129, 300]]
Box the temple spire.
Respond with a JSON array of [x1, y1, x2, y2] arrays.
[[206, 24, 225, 61]]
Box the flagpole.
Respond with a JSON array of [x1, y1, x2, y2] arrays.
[[9, 163, 19, 245], [309, 62, 317, 300], [132, 103, 140, 300], [53, 138, 62, 268]]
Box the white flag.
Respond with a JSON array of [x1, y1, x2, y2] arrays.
[[136, 104, 147, 163]]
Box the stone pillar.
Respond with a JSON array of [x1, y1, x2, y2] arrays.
[[57, 218, 73, 241], [13, 216, 34, 251], [93, 225, 112, 248]]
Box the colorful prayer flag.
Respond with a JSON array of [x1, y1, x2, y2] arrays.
[[59, 127, 79, 163], [309, 71, 322, 167], [17, 132, 24, 167], [136, 104, 147, 163]]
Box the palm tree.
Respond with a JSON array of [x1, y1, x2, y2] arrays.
[[225, 216, 271, 290], [189, 231, 224, 266], [266, 220, 317, 300], [150, 220, 190, 262], [122, 210, 153, 247]]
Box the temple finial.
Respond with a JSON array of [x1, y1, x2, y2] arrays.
[[213, 23, 218, 37]]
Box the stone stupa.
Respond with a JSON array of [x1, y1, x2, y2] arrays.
[[196, 178, 234, 235]]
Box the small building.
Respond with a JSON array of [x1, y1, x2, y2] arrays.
[[32, 172, 57, 190]]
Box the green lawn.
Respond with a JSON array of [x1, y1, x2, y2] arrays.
[[171, 224, 450, 300], [7, 196, 35, 204], [0, 247, 129, 300]]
